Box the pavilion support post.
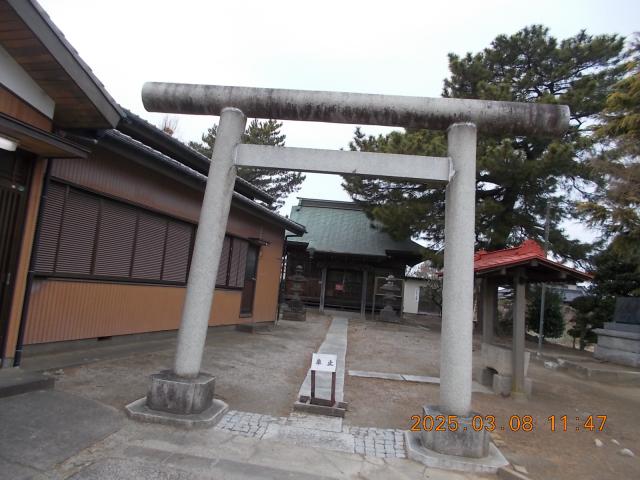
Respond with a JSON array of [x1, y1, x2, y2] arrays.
[[360, 270, 368, 319], [512, 270, 528, 398], [319, 266, 327, 313], [125, 107, 246, 427], [481, 278, 498, 345], [421, 123, 490, 459]]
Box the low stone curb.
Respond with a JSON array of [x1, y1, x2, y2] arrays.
[[0, 370, 55, 398], [532, 353, 640, 385], [498, 466, 531, 480]]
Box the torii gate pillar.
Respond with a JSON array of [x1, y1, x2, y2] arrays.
[[440, 123, 477, 415]]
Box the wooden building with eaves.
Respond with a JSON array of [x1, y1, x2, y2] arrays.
[[0, 0, 304, 367], [285, 198, 423, 315]]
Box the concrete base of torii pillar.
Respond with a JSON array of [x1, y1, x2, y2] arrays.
[[125, 371, 229, 429], [405, 429, 509, 474]]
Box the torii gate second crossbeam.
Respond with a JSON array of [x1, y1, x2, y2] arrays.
[[125, 82, 569, 465]]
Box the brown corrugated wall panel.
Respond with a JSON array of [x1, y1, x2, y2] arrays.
[[33, 182, 65, 273], [216, 236, 231, 285], [228, 239, 248, 288], [27, 151, 288, 342], [55, 189, 99, 275], [24, 215, 284, 344], [225, 208, 284, 324], [93, 201, 136, 277], [162, 221, 192, 283], [131, 212, 166, 280], [51, 151, 202, 223], [24, 279, 243, 344], [4, 158, 47, 360]]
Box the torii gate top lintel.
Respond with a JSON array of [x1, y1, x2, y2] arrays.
[[141, 82, 569, 136]]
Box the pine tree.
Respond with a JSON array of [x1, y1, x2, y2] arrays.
[[570, 237, 640, 349], [343, 26, 626, 265], [570, 36, 640, 349], [189, 119, 305, 209], [527, 286, 564, 339], [579, 35, 640, 242]]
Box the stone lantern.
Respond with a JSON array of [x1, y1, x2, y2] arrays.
[[283, 265, 307, 321], [379, 275, 400, 323]]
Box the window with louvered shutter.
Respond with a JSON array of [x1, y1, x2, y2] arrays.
[[94, 201, 137, 277], [131, 212, 167, 280], [228, 238, 248, 288], [33, 181, 197, 285], [34, 182, 66, 273], [55, 190, 100, 275], [216, 236, 231, 285], [162, 221, 192, 282]]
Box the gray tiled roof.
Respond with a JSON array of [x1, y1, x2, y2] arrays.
[[288, 199, 422, 257]]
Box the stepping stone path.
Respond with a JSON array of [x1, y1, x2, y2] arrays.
[[216, 411, 406, 458]]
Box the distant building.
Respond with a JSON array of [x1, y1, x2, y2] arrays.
[[547, 285, 588, 303], [285, 199, 423, 314]]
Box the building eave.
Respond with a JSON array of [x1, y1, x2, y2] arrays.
[[98, 130, 305, 235], [118, 109, 276, 205], [0, 112, 89, 158], [4, 0, 123, 128]]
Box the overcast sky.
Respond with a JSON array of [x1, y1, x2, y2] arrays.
[[40, 0, 639, 242]]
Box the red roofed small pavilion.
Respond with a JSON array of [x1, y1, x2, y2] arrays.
[[473, 239, 591, 398], [475, 239, 592, 283]]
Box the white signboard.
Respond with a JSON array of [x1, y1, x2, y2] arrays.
[[311, 353, 337, 372]]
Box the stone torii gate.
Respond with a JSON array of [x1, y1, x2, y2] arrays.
[[126, 83, 569, 462]]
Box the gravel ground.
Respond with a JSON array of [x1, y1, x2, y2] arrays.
[[54, 314, 330, 417], [344, 317, 640, 480], [48, 312, 640, 479]]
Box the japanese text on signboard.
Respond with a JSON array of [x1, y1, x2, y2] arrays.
[[311, 353, 337, 372]]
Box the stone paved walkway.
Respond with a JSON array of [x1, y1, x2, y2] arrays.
[[298, 316, 349, 402], [211, 318, 405, 460], [216, 410, 407, 459]]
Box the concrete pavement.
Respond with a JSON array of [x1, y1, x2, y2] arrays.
[[57, 410, 485, 480], [0, 388, 490, 479], [0, 390, 123, 479]]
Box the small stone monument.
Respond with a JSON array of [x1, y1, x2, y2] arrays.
[[282, 265, 307, 321], [594, 297, 640, 367], [379, 275, 401, 323]]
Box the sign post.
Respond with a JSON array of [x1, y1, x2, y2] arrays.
[[310, 353, 337, 406]]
